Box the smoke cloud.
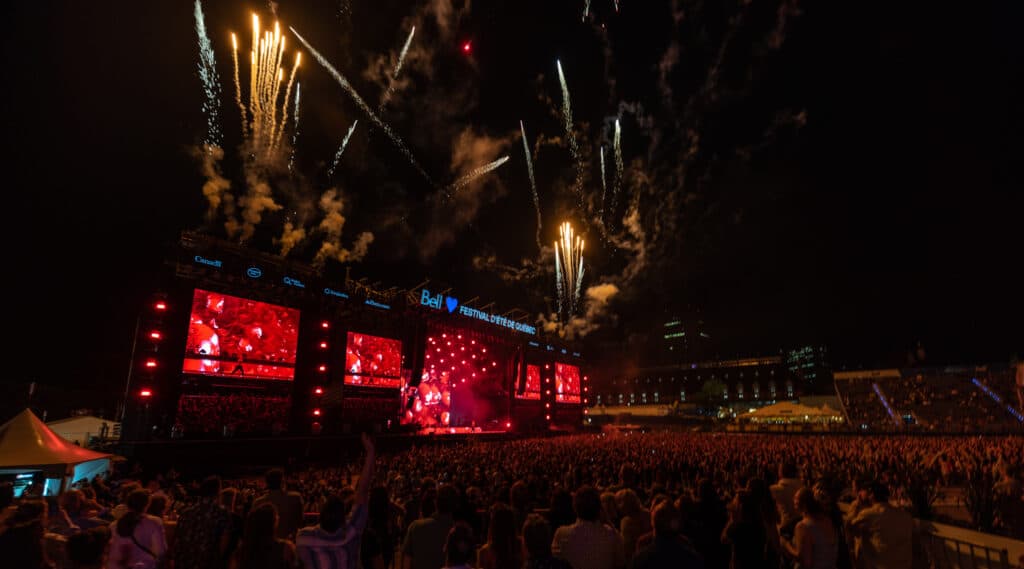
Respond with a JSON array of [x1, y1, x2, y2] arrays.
[[313, 188, 375, 266]]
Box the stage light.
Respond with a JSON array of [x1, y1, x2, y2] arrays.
[[584, 386, 589, 392], [144, 359, 157, 368], [149, 331, 162, 340], [545, 403, 550, 408], [442, 333, 447, 338], [462, 40, 472, 53], [545, 414, 551, 421], [321, 321, 330, 329], [546, 390, 551, 395], [154, 301, 167, 311], [319, 341, 328, 349], [505, 421, 511, 429], [545, 364, 550, 369], [318, 365, 327, 372], [314, 387, 324, 395], [139, 389, 153, 398], [312, 408, 322, 416], [584, 409, 589, 415], [458, 335, 462, 340]]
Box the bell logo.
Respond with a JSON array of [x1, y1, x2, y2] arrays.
[[420, 289, 459, 313]]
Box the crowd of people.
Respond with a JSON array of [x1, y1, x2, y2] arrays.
[[838, 370, 1024, 433], [1, 432, 1022, 568], [174, 394, 291, 436]]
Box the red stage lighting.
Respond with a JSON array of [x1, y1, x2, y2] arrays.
[[154, 301, 167, 311], [318, 365, 327, 372], [545, 414, 551, 421], [314, 387, 324, 395], [312, 408, 322, 416], [149, 331, 162, 340], [462, 41, 472, 53], [144, 359, 157, 368], [505, 421, 511, 429], [319, 341, 328, 349], [139, 389, 152, 398], [321, 321, 330, 329], [545, 364, 550, 369], [545, 403, 550, 408]]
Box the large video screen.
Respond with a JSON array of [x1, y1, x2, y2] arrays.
[[516, 364, 541, 400], [182, 289, 299, 381], [345, 332, 402, 389], [555, 363, 581, 403]]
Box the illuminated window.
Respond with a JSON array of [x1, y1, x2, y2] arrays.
[[653, 392, 660, 403]]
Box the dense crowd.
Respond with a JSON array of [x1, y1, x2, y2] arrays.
[[2, 432, 1023, 568], [838, 370, 1024, 433], [174, 394, 291, 436]]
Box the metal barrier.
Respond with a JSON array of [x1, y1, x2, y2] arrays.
[[923, 531, 1012, 569]]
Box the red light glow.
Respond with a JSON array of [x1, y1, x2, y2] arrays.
[[313, 408, 321, 416], [149, 331, 162, 340], [319, 341, 328, 349], [321, 321, 330, 329], [462, 41, 471, 53], [139, 389, 152, 398], [318, 365, 327, 372], [144, 359, 157, 368], [314, 387, 324, 395], [155, 302, 167, 311]]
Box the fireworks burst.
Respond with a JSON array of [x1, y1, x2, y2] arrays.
[[194, 0, 223, 148], [379, 26, 416, 112], [449, 156, 510, 195], [520, 120, 542, 251], [228, 14, 302, 157], [328, 120, 359, 179], [291, 26, 434, 186], [555, 221, 585, 320], [556, 60, 584, 209]]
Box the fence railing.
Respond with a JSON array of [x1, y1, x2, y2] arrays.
[[922, 530, 1012, 569]]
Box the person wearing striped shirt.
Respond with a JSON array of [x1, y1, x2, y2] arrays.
[[296, 433, 376, 569]]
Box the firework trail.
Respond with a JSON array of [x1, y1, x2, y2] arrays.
[[520, 120, 542, 251], [231, 33, 247, 137], [291, 27, 434, 186], [379, 26, 416, 112], [611, 119, 623, 222], [556, 60, 584, 208], [599, 145, 607, 215], [232, 15, 301, 156], [194, 0, 223, 148], [274, 51, 302, 149], [449, 156, 510, 195], [288, 83, 301, 172], [328, 120, 359, 179], [554, 245, 564, 318], [555, 221, 585, 320]]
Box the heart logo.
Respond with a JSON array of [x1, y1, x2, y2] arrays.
[[445, 296, 458, 313]]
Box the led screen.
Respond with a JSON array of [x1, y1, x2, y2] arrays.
[[555, 363, 581, 403], [402, 330, 504, 427], [182, 289, 299, 381], [345, 332, 402, 388], [516, 364, 541, 400]]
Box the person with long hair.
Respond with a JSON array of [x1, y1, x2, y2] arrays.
[[477, 503, 522, 569], [0, 500, 54, 569], [107, 489, 167, 569], [781, 488, 838, 569], [615, 488, 650, 561], [721, 490, 767, 569], [230, 503, 297, 569]]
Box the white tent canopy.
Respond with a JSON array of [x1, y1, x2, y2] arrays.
[[744, 401, 844, 422], [0, 409, 112, 493], [46, 415, 119, 446]]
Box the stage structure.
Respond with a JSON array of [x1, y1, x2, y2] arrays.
[[120, 232, 587, 440]]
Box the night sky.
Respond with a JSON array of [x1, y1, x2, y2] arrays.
[[6, 0, 1022, 405]]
